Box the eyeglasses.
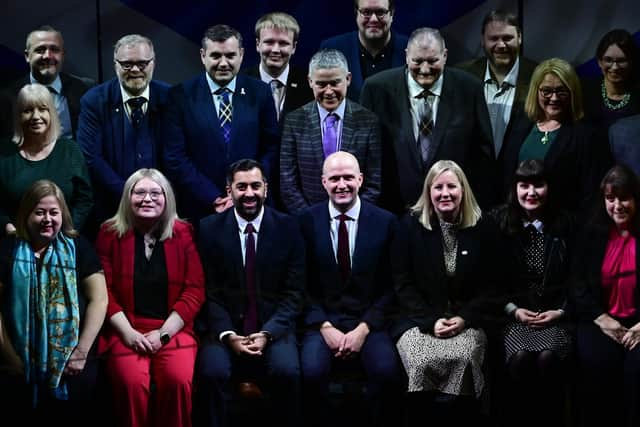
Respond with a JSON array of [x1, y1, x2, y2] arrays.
[[538, 87, 570, 99], [115, 58, 154, 71], [132, 189, 164, 200], [357, 8, 390, 19], [601, 56, 629, 67]]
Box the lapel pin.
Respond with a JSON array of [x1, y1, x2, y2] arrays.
[[240, 88, 246, 95], [291, 82, 298, 88], [115, 108, 120, 112], [461, 250, 468, 255]]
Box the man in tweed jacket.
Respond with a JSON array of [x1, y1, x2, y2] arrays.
[[279, 49, 381, 215]]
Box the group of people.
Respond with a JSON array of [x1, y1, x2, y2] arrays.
[[0, 1, 639, 427]]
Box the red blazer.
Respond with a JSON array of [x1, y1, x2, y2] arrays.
[[96, 220, 205, 352]]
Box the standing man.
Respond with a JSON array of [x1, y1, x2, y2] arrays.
[[77, 34, 170, 230], [0, 25, 94, 140], [280, 49, 381, 215], [457, 10, 537, 190], [244, 12, 314, 122], [195, 159, 304, 427], [298, 151, 404, 427], [319, 0, 408, 101], [164, 25, 279, 223], [360, 27, 493, 213]]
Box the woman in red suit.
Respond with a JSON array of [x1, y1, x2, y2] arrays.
[[96, 168, 205, 427]]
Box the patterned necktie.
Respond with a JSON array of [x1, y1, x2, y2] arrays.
[[127, 97, 146, 127], [323, 113, 339, 158], [417, 90, 434, 164], [216, 87, 233, 144], [243, 223, 258, 334], [337, 214, 351, 283], [270, 79, 284, 121]]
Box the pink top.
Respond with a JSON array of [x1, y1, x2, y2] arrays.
[[601, 227, 637, 318]]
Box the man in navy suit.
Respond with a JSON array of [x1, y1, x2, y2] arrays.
[[77, 34, 170, 230], [298, 151, 404, 427], [195, 159, 304, 427], [164, 25, 279, 223], [319, 0, 408, 101]]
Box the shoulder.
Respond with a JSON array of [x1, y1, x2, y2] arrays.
[[361, 200, 395, 223], [171, 74, 204, 97], [171, 219, 195, 236], [454, 57, 486, 77], [241, 65, 260, 79], [391, 32, 409, 49], [81, 78, 118, 103], [61, 72, 95, 91], [149, 79, 171, 94], [199, 210, 228, 233], [519, 57, 539, 76], [346, 99, 377, 119], [320, 31, 357, 48], [611, 114, 640, 132], [444, 67, 482, 86], [364, 66, 405, 87]]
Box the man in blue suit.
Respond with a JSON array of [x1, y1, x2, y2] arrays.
[[319, 0, 408, 101], [195, 159, 304, 427], [77, 34, 169, 231], [164, 25, 280, 224], [298, 151, 405, 427]]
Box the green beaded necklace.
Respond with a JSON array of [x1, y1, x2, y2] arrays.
[[601, 80, 631, 110]]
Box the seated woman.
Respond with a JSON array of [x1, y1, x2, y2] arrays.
[[0, 83, 93, 235], [573, 164, 640, 427], [95, 168, 205, 427], [0, 180, 107, 426], [489, 159, 574, 426], [503, 58, 611, 213], [392, 160, 503, 426]]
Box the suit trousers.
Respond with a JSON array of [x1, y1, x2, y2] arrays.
[[194, 330, 300, 427], [104, 317, 198, 427]]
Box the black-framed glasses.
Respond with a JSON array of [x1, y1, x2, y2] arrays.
[[601, 56, 629, 67], [115, 58, 154, 71], [132, 189, 164, 200], [538, 86, 570, 99], [357, 8, 390, 19]]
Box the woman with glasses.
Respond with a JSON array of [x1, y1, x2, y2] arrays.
[[96, 168, 205, 427], [0, 83, 93, 236], [503, 58, 611, 213]]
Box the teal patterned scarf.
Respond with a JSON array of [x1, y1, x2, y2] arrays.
[[9, 233, 79, 404]]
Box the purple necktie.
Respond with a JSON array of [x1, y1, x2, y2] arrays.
[[337, 214, 351, 283], [243, 223, 258, 334], [323, 113, 339, 158]]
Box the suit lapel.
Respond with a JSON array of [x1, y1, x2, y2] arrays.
[[351, 202, 370, 274], [316, 207, 340, 276], [109, 80, 125, 145], [341, 100, 355, 151], [428, 71, 452, 166], [195, 74, 221, 142], [230, 75, 248, 146], [255, 208, 275, 290], [307, 103, 325, 165], [223, 211, 245, 288]]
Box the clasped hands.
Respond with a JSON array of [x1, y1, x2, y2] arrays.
[[434, 316, 465, 338], [515, 308, 563, 328], [596, 314, 640, 349], [227, 333, 269, 356], [320, 322, 369, 359], [127, 329, 165, 354]]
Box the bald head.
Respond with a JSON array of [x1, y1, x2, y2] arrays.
[[322, 151, 363, 212]]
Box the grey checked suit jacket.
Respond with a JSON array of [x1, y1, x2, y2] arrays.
[[279, 99, 381, 215]]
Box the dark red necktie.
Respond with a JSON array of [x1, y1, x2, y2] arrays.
[[337, 214, 351, 282], [243, 223, 258, 334]]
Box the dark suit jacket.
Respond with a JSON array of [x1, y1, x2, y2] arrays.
[[243, 64, 314, 119], [0, 72, 94, 140], [163, 73, 280, 221], [280, 99, 381, 214], [77, 78, 170, 218], [360, 66, 494, 213], [95, 220, 205, 353], [320, 31, 408, 101], [299, 200, 397, 332], [197, 207, 305, 340], [609, 113, 640, 175], [391, 214, 504, 339], [502, 120, 612, 212]]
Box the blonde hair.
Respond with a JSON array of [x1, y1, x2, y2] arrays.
[[104, 168, 179, 240], [410, 160, 481, 230], [15, 179, 77, 241], [255, 12, 300, 42], [524, 58, 584, 123], [12, 83, 61, 145]]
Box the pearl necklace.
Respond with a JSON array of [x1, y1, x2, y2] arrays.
[[601, 80, 631, 110]]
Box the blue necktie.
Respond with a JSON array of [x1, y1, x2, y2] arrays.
[[216, 88, 232, 144]]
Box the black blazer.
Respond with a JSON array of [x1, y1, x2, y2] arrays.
[[197, 207, 305, 340], [391, 214, 504, 339], [360, 67, 494, 213], [298, 200, 397, 332]]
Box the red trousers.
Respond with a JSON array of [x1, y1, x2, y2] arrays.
[[105, 317, 198, 427]]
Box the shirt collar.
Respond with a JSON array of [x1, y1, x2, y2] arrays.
[[328, 196, 361, 221], [259, 62, 289, 87], [31, 73, 62, 93], [120, 84, 150, 105], [318, 99, 347, 122], [206, 72, 237, 95], [523, 218, 544, 232], [407, 69, 443, 98], [483, 56, 520, 87], [234, 207, 265, 233]]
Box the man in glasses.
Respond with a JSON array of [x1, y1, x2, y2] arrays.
[[77, 34, 170, 236], [0, 25, 94, 140], [319, 0, 408, 101]]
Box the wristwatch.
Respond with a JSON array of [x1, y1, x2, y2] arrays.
[[160, 331, 171, 346]]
